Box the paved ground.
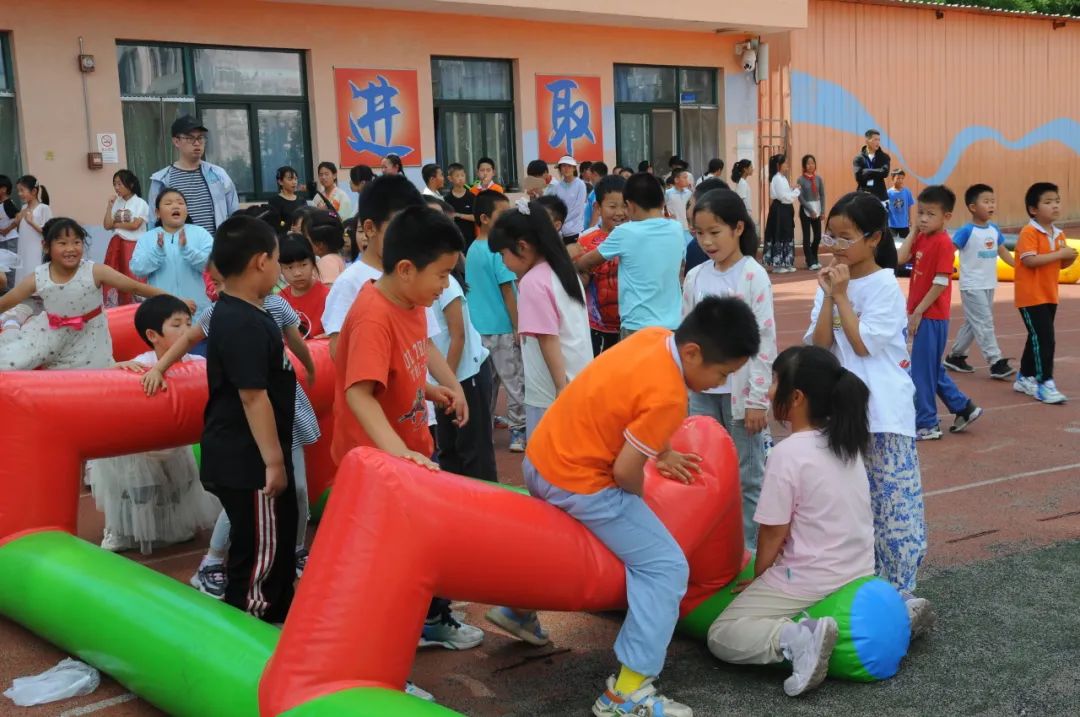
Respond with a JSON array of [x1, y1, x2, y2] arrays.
[[2, 271, 1078, 717]]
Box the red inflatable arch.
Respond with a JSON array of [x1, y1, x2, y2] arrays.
[[0, 306, 337, 539], [259, 417, 746, 716]]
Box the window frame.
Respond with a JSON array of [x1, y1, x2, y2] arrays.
[[613, 63, 720, 171], [431, 56, 517, 189], [116, 40, 311, 201], [0, 33, 22, 177]]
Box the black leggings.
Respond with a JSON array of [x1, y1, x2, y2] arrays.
[[799, 208, 822, 267], [1019, 303, 1057, 382]]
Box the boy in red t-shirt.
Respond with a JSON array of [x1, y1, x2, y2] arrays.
[[279, 235, 329, 338], [331, 203, 483, 696], [577, 175, 628, 355], [898, 185, 981, 440]]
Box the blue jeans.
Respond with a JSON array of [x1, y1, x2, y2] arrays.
[[911, 318, 970, 430], [688, 392, 765, 550], [524, 458, 688, 676]]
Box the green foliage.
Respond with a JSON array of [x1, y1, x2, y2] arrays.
[[926, 0, 1080, 15]]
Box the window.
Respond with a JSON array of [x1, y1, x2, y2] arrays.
[[432, 58, 516, 188], [0, 34, 20, 176], [614, 65, 721, 177], [117, 43, 310, 201]]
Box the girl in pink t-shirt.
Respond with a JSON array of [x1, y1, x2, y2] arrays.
[[706, 346, 933, 697]]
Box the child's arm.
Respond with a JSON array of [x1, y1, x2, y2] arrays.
[[128, 232, 166, 279], [743, 523, 790, 585], [574, 249, 605, 273], [997, 243, 1016, 268], [283, 324, 315, 386], [896, 229, 917, 266], [826, 263, 873, 356], [142, 323, 205, 395], [238, 388, 288, 497], [0, 275, 37, 314], [22, 207, 45, 234], [442, 298, 466, 374], [104, 199, 116, 230], [536, 334, 568, 396], [426, 339, 468, 427], [499, 281, 518, 336], [1060, 243, 1079, 269], [92, 263, 189, 307], [346, 380, 438, 470], [178, 227, 212, 271]]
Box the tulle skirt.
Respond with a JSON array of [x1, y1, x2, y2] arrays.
[[90, 447, 220, 554]]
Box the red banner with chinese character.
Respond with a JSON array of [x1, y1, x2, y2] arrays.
[[535, 75, 603, 163], [335, 68, 422, 167]]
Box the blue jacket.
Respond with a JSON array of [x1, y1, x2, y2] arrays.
[[130, 224, 213, 313], [148, 161, 239, 233]]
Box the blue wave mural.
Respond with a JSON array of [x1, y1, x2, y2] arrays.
[[791, 70, 1080, 185]]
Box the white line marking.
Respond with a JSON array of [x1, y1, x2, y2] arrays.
[[925, 462, 1080, 497], [58, 693, 137, 716], [446, 673, 495, 698]]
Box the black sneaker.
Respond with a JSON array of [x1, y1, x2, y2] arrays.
[[943, 354, 975, 373], [950, 403, 983, 433], [989, 358, 1016, 380]]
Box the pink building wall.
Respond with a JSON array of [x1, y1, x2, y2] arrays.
[[3, 0, 768, 226]]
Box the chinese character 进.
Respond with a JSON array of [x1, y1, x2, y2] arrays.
[[347, 75, 413, 157]]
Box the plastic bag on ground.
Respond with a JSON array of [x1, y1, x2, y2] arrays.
[[3, 658, 100, 706]]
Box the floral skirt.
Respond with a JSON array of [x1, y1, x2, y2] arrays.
[[865, 432, 927, 594]]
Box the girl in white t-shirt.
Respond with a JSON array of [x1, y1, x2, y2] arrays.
[[314, 161, 355, 220], [683, 188, 776, 550], [14, 175, 52, 283], [708, 345, 929, 697], [103, 169, 151, 306], [804, 191, 927, 601]]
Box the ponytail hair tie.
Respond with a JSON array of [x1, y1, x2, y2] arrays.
[[515, 197, 531, 216]]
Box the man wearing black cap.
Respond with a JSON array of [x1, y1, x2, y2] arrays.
[[147, 115, 239, 236]]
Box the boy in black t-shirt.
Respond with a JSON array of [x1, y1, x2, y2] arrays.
[[201, 214, 297, 623], [444, 162, 475, 246]]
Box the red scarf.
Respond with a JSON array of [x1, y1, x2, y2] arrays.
[[803, 172, 820, 196]]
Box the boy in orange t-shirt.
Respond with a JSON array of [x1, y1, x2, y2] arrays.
[[492, 297, 759, 717], [1012, 182, 1078, 404], [331, 204, 484, 693]]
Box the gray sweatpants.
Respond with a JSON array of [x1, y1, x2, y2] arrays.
[[950, 288, 1002, 364], [482, 333, 525, 432]]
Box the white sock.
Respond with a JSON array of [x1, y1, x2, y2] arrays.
[[201, 555, 224, 568]]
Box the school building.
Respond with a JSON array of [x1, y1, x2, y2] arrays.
[[1, 0, 1078, 243]]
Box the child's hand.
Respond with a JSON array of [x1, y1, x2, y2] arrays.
[[107, 196, 116, 206], [182, 298, 197, 314], [263, 463, 287, 497], [178, 228, 187, 247], [115, 360, 147, 374], [142, 367, 167, 396], [655, 449, 702, 485], [829, 262, 850, 297], [907, 311, 923, 338], [731, 579, 755, 594], [429, 385, 470, 427], [1061, 245, 1078, 264], [392, 447, 439, 471], [156, 231, 165, 249], [816, 264, 834, 297], [744, 408, 768, 435]]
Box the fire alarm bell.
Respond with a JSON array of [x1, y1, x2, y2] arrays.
[[87, 152, 103, 170], [78, 54, 96, 73]]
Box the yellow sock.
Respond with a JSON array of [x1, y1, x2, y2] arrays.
[[614, 665, 647, 694]]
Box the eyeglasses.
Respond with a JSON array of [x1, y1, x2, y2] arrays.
[[179, 134, 208, 145], [821, 231, 871, 249]]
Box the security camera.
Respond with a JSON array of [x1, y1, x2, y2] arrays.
[[741, 48, 757, 73]]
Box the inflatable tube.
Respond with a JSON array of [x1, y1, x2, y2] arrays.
[[0, 332, 335, 538], [952, 237, 1080, 283], [678, 559, 909, 682], [260, 417, 745, 716], [0, 530, 450, 717]]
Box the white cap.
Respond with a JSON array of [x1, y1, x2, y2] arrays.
[[556, 155, 578, 167]]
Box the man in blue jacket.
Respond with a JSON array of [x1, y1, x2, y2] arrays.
[[148, 116, 239, 236]]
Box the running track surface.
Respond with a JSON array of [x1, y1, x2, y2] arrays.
[[1, 273, 1076, 716]]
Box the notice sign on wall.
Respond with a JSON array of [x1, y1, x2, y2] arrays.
[[535, 75, 603, 163], [97, 133, 119, 164], [334, 68, 422, 167]]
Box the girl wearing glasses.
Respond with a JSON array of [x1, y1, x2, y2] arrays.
[[803, 192, 931, 631]]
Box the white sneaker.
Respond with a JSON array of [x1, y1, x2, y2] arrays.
[[405, 682, 436, 702], [781, 618, 837, 697], [906, 597, 936, 640], [1013, 375, 1037, 396], [592, 675, 692, 717], [1036, 380, 1067, 405], [100, 529, 134, 552]]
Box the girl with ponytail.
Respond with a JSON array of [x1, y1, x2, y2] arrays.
[[489, 198, 592, 438], [707, 346, 928, 698]]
